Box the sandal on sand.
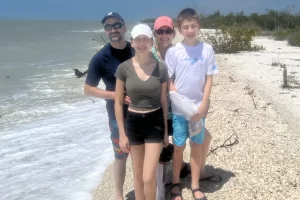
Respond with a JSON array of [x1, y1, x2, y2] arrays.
[[199, 174, 222, 183], [180, 162, 191, 178], [192, 188, 208, 200], [170, 183, 183, 200]]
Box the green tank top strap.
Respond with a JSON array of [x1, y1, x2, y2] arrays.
[[151, 46, 161, 62]]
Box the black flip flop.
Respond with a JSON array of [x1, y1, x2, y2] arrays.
[[170, 183, 183, 200], [199, 174, 222, 183], [192, 188, 207, 200]]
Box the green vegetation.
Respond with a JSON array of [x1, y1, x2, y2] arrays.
[[288, 29, 300, 46], [199, 26, 264, 53], [141, 7, 300, 48]]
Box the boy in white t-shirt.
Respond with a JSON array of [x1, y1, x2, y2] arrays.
[[165, 8, 218, 200]]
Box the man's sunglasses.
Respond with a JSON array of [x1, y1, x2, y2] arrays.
[[155, 28, 174, 35], [104, 22, 124, 31]]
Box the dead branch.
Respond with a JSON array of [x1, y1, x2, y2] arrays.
[[90, 98, 95, 103], [248, 89, 257, 109], [208, 133, 239, 156], [229, 76, 236, 82], [226, 108, 241, 113]]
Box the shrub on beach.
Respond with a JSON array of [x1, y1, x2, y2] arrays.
[[273, 29, 291, 41], [199, 26, 265, 53], [288, 30, 300, 47]]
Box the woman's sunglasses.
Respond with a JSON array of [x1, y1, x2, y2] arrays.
[[155, 28, 174, 35], [104, 22, 124, 31]]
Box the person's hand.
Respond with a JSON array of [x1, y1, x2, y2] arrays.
[[123, 96, 131, 105], [191, 113, 202, 122], [119, 135, 130, 153], [163, 132, 169, 148], [191, 102, 207, 122]]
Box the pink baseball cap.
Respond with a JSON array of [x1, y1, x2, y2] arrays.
[[154, 16, 174, 30]]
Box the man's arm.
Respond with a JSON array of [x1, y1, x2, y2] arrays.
[[84, 84, 115, 99], [84, 54, 116, 100]]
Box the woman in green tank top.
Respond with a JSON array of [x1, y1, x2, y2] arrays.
[[115, 24, 169, 200]]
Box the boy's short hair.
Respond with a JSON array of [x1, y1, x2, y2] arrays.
[[176, 8, 201, 28]]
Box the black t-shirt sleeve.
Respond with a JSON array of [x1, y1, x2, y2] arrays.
[[85, 56, 104, 87], [160, 62, 169, 83], [114, 63, 126, 82]]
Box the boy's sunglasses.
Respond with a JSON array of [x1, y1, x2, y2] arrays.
[[155, 28, 174, 35], [104, 22, 124, 31]]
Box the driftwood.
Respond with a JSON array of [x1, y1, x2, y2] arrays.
[[90, 98, 95, 103], [73, 68, 88, 78], [282, 64, 288, 88], [249, 91, 257, 109], [208, 133, 239, 156], [244, 85, 257, 109]]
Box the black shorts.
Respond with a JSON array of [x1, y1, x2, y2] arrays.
[[126, 108, 164, 145]]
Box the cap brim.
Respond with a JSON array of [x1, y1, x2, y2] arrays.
[[155, 24, 173, 30], [131, 33, 153, 39], [101, 16, 124, 24]]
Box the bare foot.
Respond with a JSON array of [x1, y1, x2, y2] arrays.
[[114, 195, 124, 200]]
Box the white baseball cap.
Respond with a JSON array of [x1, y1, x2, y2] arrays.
[[131, 24, 153, 39]]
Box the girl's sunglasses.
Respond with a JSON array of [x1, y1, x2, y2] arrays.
[[104, 22, 124, 31], [155, 28, 174, 35]]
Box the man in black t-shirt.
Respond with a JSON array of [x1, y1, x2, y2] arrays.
[[84, 12, 134, 200]]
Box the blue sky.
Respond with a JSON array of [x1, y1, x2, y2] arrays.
[[1, 0, 299, 20]]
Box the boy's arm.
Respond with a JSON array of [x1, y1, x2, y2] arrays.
[[191, 75, 213, 122], [198, 75, 213, 115]]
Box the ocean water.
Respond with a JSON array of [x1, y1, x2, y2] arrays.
[[0, 20, 135, 200]]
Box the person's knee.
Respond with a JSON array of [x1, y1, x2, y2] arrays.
[[190, 141, 202, 150], [114, 157, 127, 165], [174, 145, 185, 154], [143, 173, 156, 185], [134, 167, 143, 181]]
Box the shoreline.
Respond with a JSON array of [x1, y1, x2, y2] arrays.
[[92, 34, 300, 200]]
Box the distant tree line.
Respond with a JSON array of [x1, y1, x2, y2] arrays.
[[141, 8, 300, 31], [141, 8, 300, 47]]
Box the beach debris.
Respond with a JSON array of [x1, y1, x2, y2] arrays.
[[229, 76, 236, 82], [100, 35, 108, 44], [73, 68, 88, 78], [282, 64, 288, 88], [90, 98, 95, 103], [226, 108, 241, 113], [244, 85, 257, 109], [208, 132, 239, 156], [271, 61, 281, 66], [249, 90, 257, 109]]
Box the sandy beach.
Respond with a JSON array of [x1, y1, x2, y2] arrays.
[[93, 32, 300, 200]]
